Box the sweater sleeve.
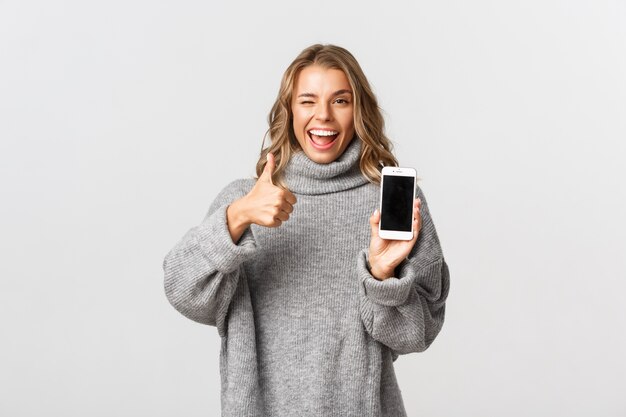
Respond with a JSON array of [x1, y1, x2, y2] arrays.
[[356, 185, 450, 356], [162, 179, 257, 336]]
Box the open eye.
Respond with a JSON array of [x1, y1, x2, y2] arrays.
[[334, 98, 350, 104]]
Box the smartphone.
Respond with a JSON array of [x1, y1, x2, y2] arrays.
[[378, 166, 417, 240]]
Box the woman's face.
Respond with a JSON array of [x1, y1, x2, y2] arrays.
[[291, 65, 355, 164]]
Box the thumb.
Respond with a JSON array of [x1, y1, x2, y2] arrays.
[[369, 208, 380, 237], [261, 152, 275, 184]]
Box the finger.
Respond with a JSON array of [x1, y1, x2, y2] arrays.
[[369, 208, 380, 237], [412, 201, 421, 238], [280, 201, 294, 214], [283, 190, 297, 205], [275, 210, 289, 222], [418, 211, 423, 231], [260, 152, 275, 184], [414, 198, 422, 215], [412, 216, 419, 240]]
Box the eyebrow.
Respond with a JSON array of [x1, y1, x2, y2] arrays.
[[297, 89, 353, 98]]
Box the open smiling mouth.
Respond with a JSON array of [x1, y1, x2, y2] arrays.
[[307, 129, 339, 150]]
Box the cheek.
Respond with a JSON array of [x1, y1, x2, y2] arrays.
[[342, 112, 355, 133], [292, 109, 307, 129], [291, 110, 307, 142]]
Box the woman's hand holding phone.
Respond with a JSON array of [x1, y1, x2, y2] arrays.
[[226, 152, 297, 243], [367, 198, 422, 280]]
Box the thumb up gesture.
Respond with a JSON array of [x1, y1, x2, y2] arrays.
[[226, 152, 297, 242], [247, 152, 297, 227]]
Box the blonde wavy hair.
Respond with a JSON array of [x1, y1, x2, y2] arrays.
[[255, 44, 400, 189]]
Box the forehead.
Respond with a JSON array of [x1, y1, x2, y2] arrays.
[[293, 65, 351, 92]]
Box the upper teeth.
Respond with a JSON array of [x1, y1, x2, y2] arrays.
[[309, 130, 338, 136]]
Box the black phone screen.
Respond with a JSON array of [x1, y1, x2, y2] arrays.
[[380, 175, 414, 232]]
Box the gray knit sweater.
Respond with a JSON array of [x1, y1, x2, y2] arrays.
[[163, 138, 450, 417]]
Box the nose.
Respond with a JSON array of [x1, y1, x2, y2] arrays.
[[315, 101, 332, 122]]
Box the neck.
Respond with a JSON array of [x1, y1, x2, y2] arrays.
[[283, 138, 370, 195]]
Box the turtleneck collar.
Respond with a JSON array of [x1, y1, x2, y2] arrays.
[[283, 138, 370, 195]]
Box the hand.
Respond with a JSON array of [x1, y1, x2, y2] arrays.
[[367, 198, 422, 280], [229, 152, 297, 230]]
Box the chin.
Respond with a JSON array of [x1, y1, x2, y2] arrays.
[[305, 144, 343, 164], [309, 154, 335, 164]]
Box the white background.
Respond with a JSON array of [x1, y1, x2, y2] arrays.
[[1, 0, 625, 416]]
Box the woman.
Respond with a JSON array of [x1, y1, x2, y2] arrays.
[[163, 44, 450, 417]]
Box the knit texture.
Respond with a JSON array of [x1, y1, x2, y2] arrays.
[[163, 138, 450, 417]]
